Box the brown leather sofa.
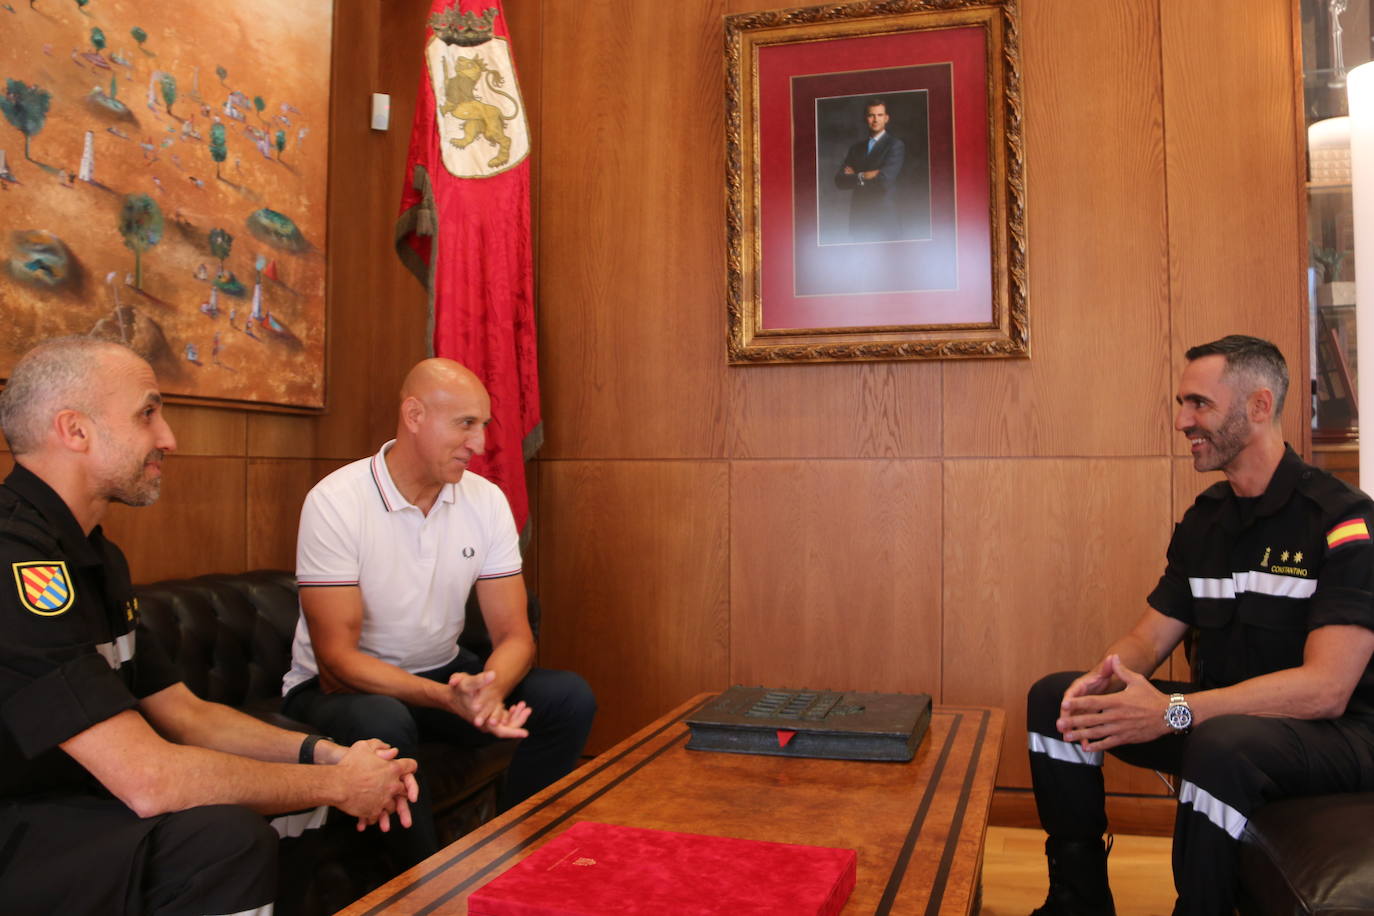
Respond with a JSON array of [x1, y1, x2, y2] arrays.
[[1236, 792, 1374, 915], [134, 569, 528, 914]]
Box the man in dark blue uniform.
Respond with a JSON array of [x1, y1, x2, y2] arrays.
[[1026, 335, 1374, 916], [0, 337, 419, 914], [834, 98, 906, 242]]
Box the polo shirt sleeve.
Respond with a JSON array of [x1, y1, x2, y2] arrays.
[[0, 549, 137, 759], [296, 485, 361, 587], [477, 482, 521, 580], [1147, 522, 1195, 625], [1310, 511, 1374, 632]]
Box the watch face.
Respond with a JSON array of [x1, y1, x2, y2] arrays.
[[1166, 703, 1192, 730]]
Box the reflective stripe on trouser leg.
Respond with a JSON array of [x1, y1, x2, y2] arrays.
[[1169, 714, 1311, 916], [1029, 730, 1104, 767], [1170, 794, 1244, 916], [1027, 671, 1110, 840], [1178, 781, 1247, 840]]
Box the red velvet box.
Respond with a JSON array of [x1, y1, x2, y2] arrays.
[[467, 821, 857, 915]]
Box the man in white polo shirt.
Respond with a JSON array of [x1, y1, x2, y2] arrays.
[[281, 358, 595, 867]]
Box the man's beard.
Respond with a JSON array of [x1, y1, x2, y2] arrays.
[[1189, 403, 1248, 472], [103, 449, 165, 507]]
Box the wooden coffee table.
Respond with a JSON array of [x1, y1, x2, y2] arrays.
[[340, 694, 1004, 915]]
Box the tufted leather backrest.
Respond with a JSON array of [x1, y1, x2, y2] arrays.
[[135, 570, 300, 707], [134, 570, 542, 709]]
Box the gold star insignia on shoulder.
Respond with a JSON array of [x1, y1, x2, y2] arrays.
[[1280, 550, 1290, 562], [1294, 551, 1303, 563]]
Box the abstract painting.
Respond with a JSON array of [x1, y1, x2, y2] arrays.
[[1, 0, 331, 407]]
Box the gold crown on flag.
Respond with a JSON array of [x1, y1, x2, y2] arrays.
[[430, 5, 498, 46]]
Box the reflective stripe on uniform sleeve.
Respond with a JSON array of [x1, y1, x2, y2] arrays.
[[1028, 730, 1104, 766], [1189, 577, 1236, 599], [1189, 571, 1316, 600], [94, 631, 136, 669], [1179, 779, 1248, 839]]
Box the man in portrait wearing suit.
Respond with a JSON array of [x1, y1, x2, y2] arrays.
[[834, 97, 906, 242]]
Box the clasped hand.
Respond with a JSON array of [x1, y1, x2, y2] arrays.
[[448, 670, 532, 739], [334, 739, 419, 833], [1057, 654, 1169, 751]]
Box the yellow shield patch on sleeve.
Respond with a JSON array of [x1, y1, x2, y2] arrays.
[[13, 561, 75, 616]]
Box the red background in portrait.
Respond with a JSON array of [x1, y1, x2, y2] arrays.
[[757, 25, 991, 331]]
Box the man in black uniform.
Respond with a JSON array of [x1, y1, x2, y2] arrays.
[[0, 337, 419, 914], [1026, 335, 1374, 916]]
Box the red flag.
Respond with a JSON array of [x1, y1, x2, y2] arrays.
[[395, 1, 541, 536]]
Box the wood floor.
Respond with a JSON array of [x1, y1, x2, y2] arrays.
[[980, 827, 1176, 916]]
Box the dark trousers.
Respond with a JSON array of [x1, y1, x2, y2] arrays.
[[283, 650, 595, 867], [0, 797, 276, 915], [1028, 670, 1374, 916]]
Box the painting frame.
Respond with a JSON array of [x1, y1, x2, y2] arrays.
[[725, 0, 1026, 365], [0, 0, 334, 410]]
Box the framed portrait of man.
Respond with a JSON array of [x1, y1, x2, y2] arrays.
[[726, 0, 1026, 364]]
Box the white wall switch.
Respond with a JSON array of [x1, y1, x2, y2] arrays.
[[370, 93, 390, 131]]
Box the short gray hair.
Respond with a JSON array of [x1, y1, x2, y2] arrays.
[[1184, 335, 1289, 416], [0, 336, 135, 455]]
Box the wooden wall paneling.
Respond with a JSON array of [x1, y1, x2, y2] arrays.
[[506, 0, 543, 236], [942, 0, 1171, 459], [537, 460, 730, 753], [524, 457, 540, 601], [941, 457, 1173, 794], [364, 0, 433, 446], [728, 363, 942, 459], [246, 457, 350, 570], [1161, 0, 1308, 449], [161, 405, 246, 457], [102, 456, 248, 581], [728, 460, 942, 693], [536, 0, 728, 460]]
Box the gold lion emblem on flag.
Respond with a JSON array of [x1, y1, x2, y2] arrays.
[[13, 561, 75, 616], [427, 37, 530, 178]]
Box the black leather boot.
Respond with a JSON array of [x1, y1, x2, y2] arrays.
[[1029, 835, 1117, 916]]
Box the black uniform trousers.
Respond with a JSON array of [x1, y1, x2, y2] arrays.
[[1028, 671, 1374, 916], [0, 796, 276, 915], [283, 648, 596, 868]]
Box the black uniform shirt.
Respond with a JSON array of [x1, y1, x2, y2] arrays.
[[1148, 445, 1374, 717], [0, 464, 178, 799]]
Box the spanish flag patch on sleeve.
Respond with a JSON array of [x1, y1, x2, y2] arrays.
[[1327, 518, 1372, 550]]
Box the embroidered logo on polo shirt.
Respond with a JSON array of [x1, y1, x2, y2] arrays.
[[13, 561, 75, 616], [462, 546, 475, 558]]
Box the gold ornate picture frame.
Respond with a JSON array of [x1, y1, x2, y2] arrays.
[[726, 0, 1026, 364]]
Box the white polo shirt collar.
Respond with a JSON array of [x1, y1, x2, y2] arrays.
[[369, 440, 458, 513]]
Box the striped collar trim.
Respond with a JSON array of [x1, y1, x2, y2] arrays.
[[369, 440, 458, 512]]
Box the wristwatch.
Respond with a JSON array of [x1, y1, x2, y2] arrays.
[[1164, 694, 1193, 733]]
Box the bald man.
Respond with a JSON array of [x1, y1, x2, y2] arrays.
[[0, 337, 417, 914], [281, 359, 595, 867]]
